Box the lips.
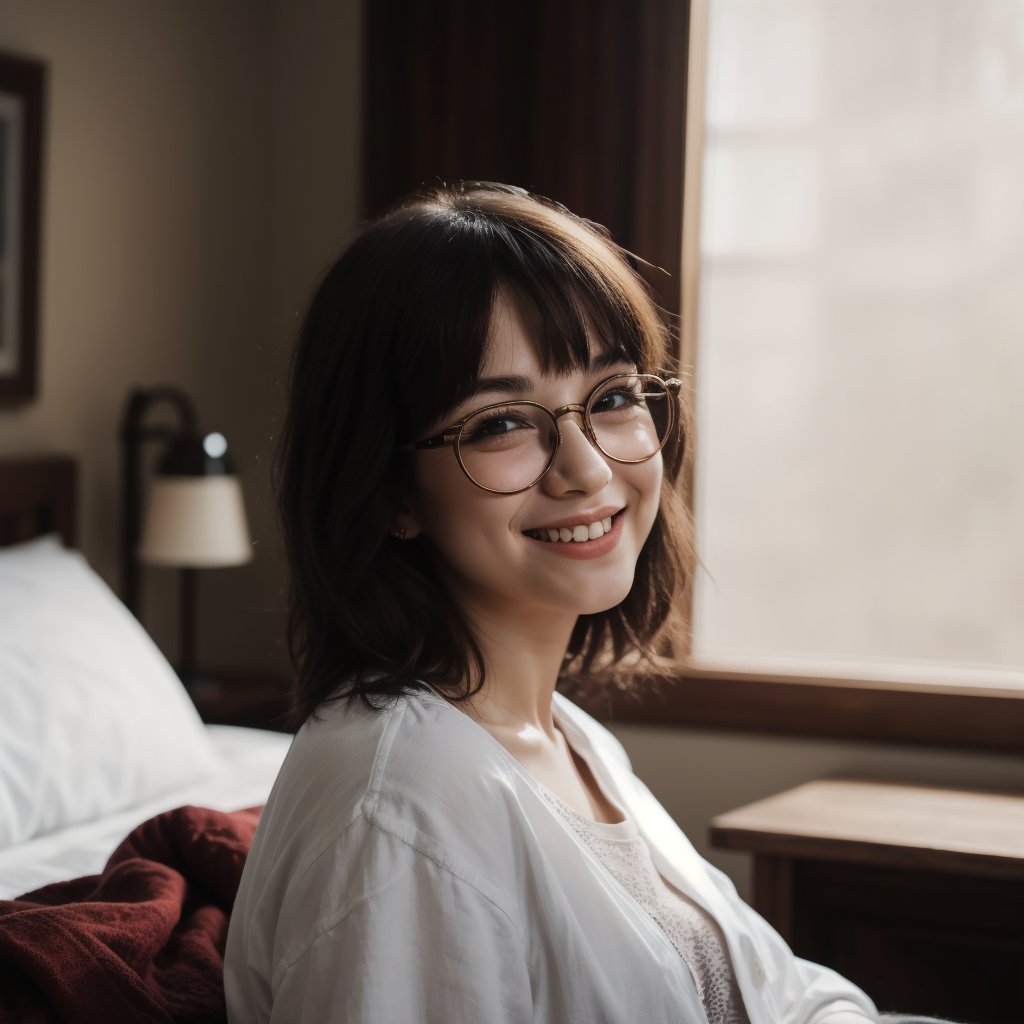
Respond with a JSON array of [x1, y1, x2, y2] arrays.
[[523, 506, 624, 534], [523, 509, 625, 544], [522, 508, 626, 558]]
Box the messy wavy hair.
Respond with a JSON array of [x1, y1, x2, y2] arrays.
[[275, 182, 694, 724]]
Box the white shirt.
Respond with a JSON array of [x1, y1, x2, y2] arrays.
[[225, 687, 878, 1024], [540, 787, 749, 1023]]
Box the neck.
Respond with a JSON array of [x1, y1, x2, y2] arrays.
[[453, 601, 576, 743]]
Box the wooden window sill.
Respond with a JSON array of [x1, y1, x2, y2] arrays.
[[580, 666, 1024, 754]]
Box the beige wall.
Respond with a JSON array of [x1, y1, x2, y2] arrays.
[[1, 0, 1018, 900], [0, 0, 362, 670]]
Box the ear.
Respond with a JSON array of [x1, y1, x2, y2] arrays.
[[389, 518, 423, 541], [389, 493, 424, 541]]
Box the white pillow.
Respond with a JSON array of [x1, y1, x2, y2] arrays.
[[0, 534, 224, 847]]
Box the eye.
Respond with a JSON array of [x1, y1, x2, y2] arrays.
[[462, 408, 536, 443], [479, 415, 525, 436], [592, 384, 645, 414]]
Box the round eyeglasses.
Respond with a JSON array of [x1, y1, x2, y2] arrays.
[[399, 373, 683, 494]]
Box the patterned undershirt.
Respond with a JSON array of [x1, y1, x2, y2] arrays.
[[540, 786, 751, 1024]]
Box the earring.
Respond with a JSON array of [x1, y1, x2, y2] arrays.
[[392, 525, 407, 541]]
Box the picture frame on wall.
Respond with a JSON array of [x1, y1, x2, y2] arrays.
[[0, 51, 45, 406]]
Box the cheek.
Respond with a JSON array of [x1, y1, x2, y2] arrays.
[[410, 458, 521, 553], [409, 453, 466, 519], [632, 455, 664, 532], [648, 453, 665, 495]]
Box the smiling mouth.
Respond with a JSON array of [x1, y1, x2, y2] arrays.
[[524, 510, 624, 544]]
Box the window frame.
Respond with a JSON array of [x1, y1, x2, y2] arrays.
[[593, 669, 1024, 754], [588, 0, 1024, 754]]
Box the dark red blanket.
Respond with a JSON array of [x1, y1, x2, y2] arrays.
[[0, 804, 261, 1024]]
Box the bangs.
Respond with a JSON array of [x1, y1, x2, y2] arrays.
[[494, 267, 642, 379], [395, 198, 665, 444]]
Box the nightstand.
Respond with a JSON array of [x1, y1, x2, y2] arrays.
[[711, 778, 1024, 1024], [186, 670, 293, 732]]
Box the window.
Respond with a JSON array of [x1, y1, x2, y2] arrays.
[[611, 0, 1024, 751]]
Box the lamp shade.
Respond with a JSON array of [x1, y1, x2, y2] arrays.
[[137, 433, 252, 568]]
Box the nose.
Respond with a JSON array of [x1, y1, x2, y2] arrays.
[[541, 411, 613, 495]]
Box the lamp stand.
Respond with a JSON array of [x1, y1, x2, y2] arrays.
[[179, 567, 198, 690]]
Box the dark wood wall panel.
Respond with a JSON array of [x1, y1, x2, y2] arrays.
[[0, 456, 77, 547]]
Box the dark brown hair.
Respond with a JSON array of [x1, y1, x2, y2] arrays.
[[275, 182, 694, 724]]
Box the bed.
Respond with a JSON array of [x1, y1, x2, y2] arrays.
[[0, 456, 292, 1021]]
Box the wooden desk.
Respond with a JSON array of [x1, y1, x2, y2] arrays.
[[711, 778, 1024, 1024]]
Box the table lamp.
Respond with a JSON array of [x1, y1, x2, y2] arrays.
[[120, 386, 251, 692]]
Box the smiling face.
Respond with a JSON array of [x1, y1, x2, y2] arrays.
[[400, 295, 664, 634]]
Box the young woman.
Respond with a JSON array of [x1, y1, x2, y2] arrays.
[[224, 182, 885, 1023]]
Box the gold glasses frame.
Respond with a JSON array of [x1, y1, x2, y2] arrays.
[[398, 372, 683, 494]]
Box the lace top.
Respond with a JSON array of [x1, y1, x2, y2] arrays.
[[540, 786, 751, 1024]]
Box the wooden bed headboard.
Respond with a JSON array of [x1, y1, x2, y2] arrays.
[[0, 456, 78, 547]]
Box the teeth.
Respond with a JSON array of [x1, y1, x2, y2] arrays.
[[529, 514, 619, 544]]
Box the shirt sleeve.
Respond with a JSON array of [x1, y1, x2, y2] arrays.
[[703, 858, 879, 1024], [270, 833, 534, 1024]]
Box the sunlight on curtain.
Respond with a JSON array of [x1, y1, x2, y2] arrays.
[[691, 0, 1024, 686]]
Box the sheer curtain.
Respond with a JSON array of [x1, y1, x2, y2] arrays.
[[690, 0, 1024, 689]]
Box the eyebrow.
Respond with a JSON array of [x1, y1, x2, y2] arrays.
[[461, 349, 636, 402]]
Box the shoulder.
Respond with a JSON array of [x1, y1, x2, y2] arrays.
[[247, 686, 528, 892]]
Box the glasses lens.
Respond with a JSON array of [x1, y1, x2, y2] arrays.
[[457, 403, 557, 492], [588, 375, 673, 462]]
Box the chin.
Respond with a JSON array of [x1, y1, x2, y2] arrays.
[[566, 578, 635, 616]]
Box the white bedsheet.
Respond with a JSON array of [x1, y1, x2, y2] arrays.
[[0, 725, 292, 900]]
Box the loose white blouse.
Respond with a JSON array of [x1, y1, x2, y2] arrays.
[[225, 686, 878, 1024], [540, 786, 749, 1023]]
